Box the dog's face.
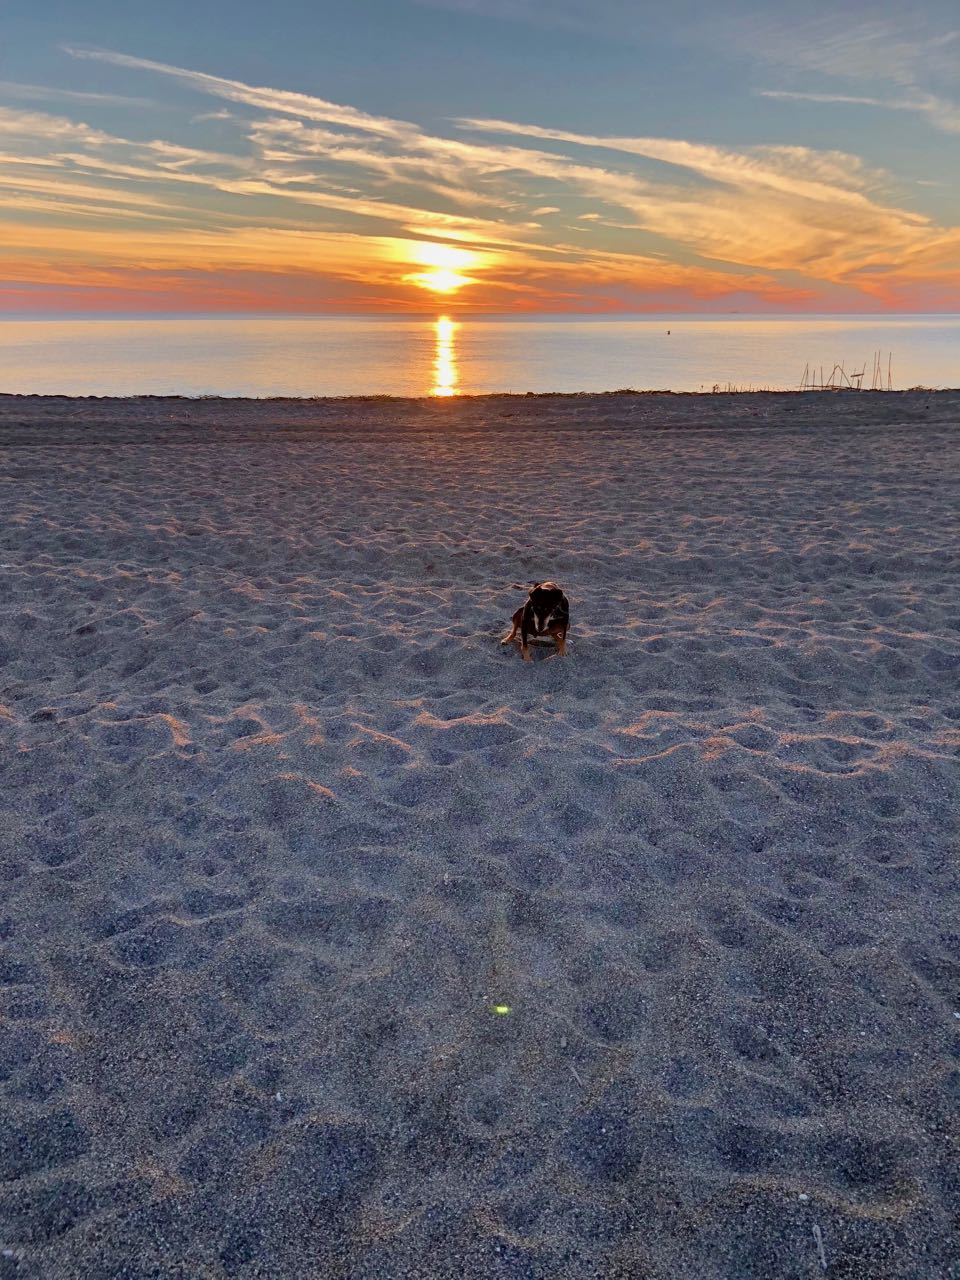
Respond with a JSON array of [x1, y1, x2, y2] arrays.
[[525, 581, 569, 631]]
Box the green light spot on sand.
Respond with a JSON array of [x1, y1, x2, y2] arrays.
[[492, 1003, 512, 1015]]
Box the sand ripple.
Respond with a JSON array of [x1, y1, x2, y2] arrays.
[[0, 392, 957, 1277]]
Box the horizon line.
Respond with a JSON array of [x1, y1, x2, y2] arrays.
[[2, 309, 959, 321]]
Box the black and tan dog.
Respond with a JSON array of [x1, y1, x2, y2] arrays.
[[501, 581, 570, 661]]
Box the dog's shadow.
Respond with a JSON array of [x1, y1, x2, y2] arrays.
[[499, 635, 568, 660]]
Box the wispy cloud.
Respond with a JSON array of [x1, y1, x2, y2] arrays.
[[0, 81, 153, 108], [717, 8, 960, 138], [64, 46, 422, 140], [759, 88, 960, 135], [454, 115, 952, 280], [0, 105, 112, 145], [730, 14, 960, 87], [759, 91, 893, 108]]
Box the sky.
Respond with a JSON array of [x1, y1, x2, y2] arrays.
[[1, 0, 959, 314]]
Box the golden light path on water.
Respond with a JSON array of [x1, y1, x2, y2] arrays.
[[431, 315, 459, 397]]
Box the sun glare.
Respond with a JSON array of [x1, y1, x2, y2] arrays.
[[407, 242, 476, 295], [419, 267, 469, 293]]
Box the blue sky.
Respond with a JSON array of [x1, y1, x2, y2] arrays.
[[1, 0, 958, 312]]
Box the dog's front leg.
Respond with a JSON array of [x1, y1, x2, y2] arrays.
[[501, 606, 523, 647]]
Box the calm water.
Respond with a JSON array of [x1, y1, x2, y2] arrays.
[[0, 314, 956, 397]]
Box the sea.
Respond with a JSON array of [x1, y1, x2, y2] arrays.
[[0, 313, 956, 398]]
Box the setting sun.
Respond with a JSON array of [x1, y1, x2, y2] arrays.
[[407, 242, 478, 295], [417, 267, 470, 293]]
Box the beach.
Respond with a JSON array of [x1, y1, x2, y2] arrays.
[[0, 389, 957, 1278]]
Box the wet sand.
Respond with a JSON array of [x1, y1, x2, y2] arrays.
[[0, 390, 957, 1278]]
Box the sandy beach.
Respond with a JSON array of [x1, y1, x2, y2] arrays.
[[0, 389, 957, 1278]]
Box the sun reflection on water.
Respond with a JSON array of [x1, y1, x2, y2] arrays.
[[431, 315, 459, 397]]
